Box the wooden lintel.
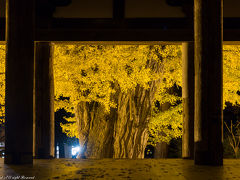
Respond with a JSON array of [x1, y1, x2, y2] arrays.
[[36, 28, 193, 42], [1, 28, 240, 42]]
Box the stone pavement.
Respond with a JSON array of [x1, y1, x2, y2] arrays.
[[0, 158, 240, 180]]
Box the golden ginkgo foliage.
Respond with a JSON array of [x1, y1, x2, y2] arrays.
[[54, 44, 183, 141], [223, 46, 240, 106], [0, 44, 239, 145], [0, 45, 5, 123], [54, 45, 159, 112]]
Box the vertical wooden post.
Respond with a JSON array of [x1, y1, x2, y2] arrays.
[[182, 42, 194, 159], [5, 0, 35, 164], [194, 0, 223, 165], [34, 42, 55, 159], [113, 0, 125, 19], [113, 0, 125, 26]]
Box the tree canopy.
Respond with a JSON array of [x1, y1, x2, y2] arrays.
[[0, 44, 240, 146], [54, 44, 182, 144], [223, 46, 240, 106]]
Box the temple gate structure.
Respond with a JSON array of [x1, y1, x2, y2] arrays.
[[0, 0, 239, 166]]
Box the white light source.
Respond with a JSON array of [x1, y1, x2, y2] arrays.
[[56, 145, 59, 158], [72, 146, 81, 156]]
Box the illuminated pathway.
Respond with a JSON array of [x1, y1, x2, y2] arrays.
[[0, 159, 240, 179]]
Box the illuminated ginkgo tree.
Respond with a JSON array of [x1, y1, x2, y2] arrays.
[[54, 44, 182, 158], [0, 44, 240, 158]]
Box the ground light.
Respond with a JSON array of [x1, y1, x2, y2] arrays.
[[72, 146, 81, 158], [56, 145, 59, 158]]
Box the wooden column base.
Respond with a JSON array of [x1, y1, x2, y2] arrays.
[[195, 142, 223, 166], [5, 152, 33, 164]]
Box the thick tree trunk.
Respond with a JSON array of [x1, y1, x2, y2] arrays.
[[76, 59, 161, 159], [154, 142, 168, 158], [113, 85, 152, 158], [76, 101, 112, 158], [153, 101, 171, 158], [76, 86, 153, 158]]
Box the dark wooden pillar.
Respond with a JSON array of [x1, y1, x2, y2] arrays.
[[34, 42, 55, 159], [113, 0, 125, 20], [182, 42, 194, 159], [194, 0, 223, 165], [5, 0, 35, 164]]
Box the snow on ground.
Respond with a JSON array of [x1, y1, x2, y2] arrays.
[[0, 158, 240, 179]]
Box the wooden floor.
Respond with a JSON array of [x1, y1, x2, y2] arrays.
[[0, 158, 240, 179]]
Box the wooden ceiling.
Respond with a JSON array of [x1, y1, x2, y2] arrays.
[[1, 0, 240, 42]]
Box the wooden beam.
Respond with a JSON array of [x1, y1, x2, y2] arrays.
[[36, 28, 193, 42], [1, 17, 240, 41], [35, 29, 240, 42], [1, 28, 240, 42]]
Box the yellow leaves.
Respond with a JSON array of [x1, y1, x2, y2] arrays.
[[0, 45, 5, 123], [149, 45, 240, 145], [53, 45, 158, 113], [153, 45, 182, 107], [54, 99, 74, 113], [148, 104, 183, 144], [223, 45, 240, 106], [60, 119, 78, 138], [0, 43, 239, 141], [54, 44, 183, 138]]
